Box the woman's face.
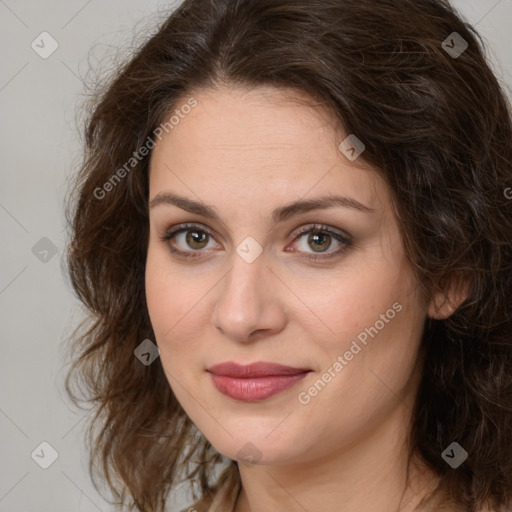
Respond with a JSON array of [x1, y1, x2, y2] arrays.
[[145, 85, 429, 465]]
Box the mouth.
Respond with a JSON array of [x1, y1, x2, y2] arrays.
[[206, 361, 312, 402]]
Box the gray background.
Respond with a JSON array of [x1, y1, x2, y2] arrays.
[[0, 1, 511, 511]]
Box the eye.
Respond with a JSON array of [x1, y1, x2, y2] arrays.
[[288, 224, 352, 261], [159, 222, 352, 262], [159, 223, 219, 259]]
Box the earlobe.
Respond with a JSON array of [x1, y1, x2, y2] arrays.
[[427, 273, 471, 320]]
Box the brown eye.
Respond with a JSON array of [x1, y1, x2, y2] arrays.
[[160, 222, 352, 262], [160, 223, 218, 259], [307, 231, 333, 252], [290, 224, 353, 261], [185, 229, 209, 250]]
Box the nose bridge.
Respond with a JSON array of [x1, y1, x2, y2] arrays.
[[212, 244, 281, 340], [223, 233, 268, 301], [222, 247, 266, 314]]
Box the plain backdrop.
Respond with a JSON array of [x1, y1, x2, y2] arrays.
[[0, 1, 511, 511]]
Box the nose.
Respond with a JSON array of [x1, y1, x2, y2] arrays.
[[211, 248, 287, 343]]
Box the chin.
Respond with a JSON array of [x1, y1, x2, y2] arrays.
[[200, 423, 305, 466]]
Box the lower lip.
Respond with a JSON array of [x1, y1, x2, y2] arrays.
[[209, 372, 310, 402]]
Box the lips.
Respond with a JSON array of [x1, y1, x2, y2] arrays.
[[206, 361, 312, 402], [207, 361, 311, 377]]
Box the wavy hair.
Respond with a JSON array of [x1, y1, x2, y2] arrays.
[[64, 0, 512, 510]]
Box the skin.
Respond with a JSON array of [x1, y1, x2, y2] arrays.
[[145, 85, 464, 512]]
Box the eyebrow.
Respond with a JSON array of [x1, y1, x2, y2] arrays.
[[149, 192, 377, 224]]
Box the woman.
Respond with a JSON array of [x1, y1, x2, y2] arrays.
[[64, 0, 512, 511]]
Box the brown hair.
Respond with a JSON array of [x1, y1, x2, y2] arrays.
[[64, 0, 512, 510]]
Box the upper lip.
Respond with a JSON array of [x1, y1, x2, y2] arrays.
[[207, 361, 311, 378]]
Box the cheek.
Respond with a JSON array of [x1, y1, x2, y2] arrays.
[[294, 277, 425, 448], [145, 248, 211, 364], [145, 249, 187, 346], [298, 251, 418, 354], [308, 268, 425, 415], [145, 250, 168, 335]]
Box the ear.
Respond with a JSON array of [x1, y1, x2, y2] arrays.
[[427, 272, 471, 320]]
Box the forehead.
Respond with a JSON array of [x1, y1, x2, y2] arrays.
[[149, 85, 388, 212]]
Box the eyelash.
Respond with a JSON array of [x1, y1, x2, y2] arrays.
[[159, 223, 353, 262]]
